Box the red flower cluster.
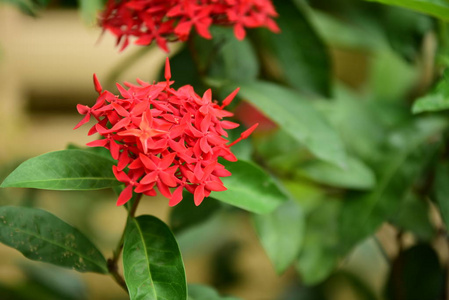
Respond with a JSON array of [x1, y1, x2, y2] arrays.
[[75, 58, 257, 207], [101, 0, 280, 51]]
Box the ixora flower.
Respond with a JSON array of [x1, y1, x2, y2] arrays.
[[75, 58, 257, 207], [101, 0, 280, 51]]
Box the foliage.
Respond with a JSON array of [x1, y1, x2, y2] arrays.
[[2, 0, 449, 299]]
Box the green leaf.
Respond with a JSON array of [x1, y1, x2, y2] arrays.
[[77, 0, 104, 25], [392, 194, 435, 241], [413, 93, 449, 114], [434, 161, 449, 229], [210, 160, 289, 214], [413, 71, 449, 114], [297, 156, 376, 190], [253, 200, 305, 274], [253, 0, 332, 97], [0, 206, 108, 274], [385, 244, 443, 300], [66, 144, 115, 162], [188, 284, 241, 300], [170, 193, 221, 234], [1, 150, 121, 190], [365, 0, 449, 21], [236, 81, 347, 167], [339, 117, 446, 251], [296, 200, 340, 285], [123, 215, 187, 300], [193, 26, 259, 84]]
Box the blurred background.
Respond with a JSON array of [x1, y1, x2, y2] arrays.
[[0, 0, 448, 299]]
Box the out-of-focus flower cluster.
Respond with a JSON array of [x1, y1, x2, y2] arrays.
[[75, 58, 257, 206], [101, 0, 280, 51]]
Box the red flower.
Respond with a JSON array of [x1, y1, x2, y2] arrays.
[[100, 0, 280, 52], [75, 58, 257, 206]]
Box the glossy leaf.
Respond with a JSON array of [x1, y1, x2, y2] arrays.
[[123, 215, 187, 300], [0, 206, 108, 274], [237, 81, 347, 167], [170, 192, 221, 234], [253, 0, 332, 96], [210, 159, 289, 214], [365, 0, 449, 21], [1, 150, 121, 190], [339, 117, 446, 251], [188, 284, 241, 300], [253, 200, 305, 274], [297, 156, 376, 190]]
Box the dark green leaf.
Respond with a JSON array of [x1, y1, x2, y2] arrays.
[[170, 192, 221, 234], [365, 0, 449, 21], [193, 26, 259, 84], [0, 206, 108, 273], [253, 200, 305, 274], [339, 117, 446, 251], [254, 0, 332, 96], [1, 150, 120, 190], [381, 7, 433, 62], [434, 161, 449, 229], [123, 215, 187, 300], [66, 144, 115, 162], [385, 244, 444, 300], [158, 45, 205, 92], [392, 194, 435, 241], [236, 81, 347, 167], [210, 159, 289, 214], [188, 284, 241, 300], [297, 156, 376, 190]]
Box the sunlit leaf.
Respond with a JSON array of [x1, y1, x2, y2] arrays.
[[236, 81, 347, 167], [413, 71, 449, 114], [365, 0, 449, 21], [1, 150, 120, 190], [210, 159, 289, 214]]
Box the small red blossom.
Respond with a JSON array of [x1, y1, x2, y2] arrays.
[[100, 0, 280, 52], [75, 58, 257, 207]]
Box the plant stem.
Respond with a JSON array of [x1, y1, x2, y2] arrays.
[[128, 193, 142, 218], [107, 193, 143, 293]]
